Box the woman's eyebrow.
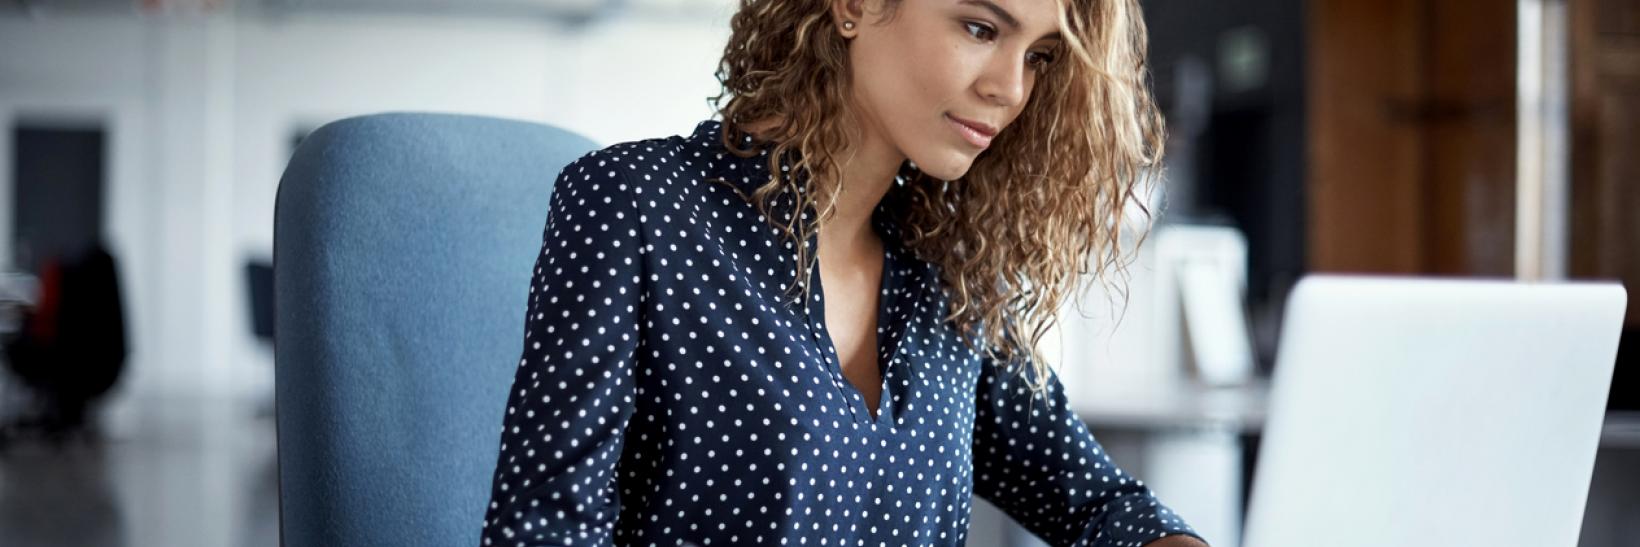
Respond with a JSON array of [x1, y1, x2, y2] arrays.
[[958, 0, 1063, 41]]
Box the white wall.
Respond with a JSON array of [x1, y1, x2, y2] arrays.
[[0, 7, 733, 420]]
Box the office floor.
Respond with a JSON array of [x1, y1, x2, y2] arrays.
[[0, 393, 279, 547]]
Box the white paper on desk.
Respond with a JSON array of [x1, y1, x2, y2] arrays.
[[1179, 260, 1255, 385]]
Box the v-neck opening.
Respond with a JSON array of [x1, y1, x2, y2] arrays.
[[807, 236, 897, 426]]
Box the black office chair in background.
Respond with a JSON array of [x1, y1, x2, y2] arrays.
[[0, 244, 129, 448]]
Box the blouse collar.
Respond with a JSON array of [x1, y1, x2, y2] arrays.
[[685, 119, 918, 253]]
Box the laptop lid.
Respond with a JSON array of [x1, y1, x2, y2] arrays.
[[1243, 274, 1627, 547]]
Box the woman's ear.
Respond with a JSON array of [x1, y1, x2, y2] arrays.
[[832, 0, 867, 38]]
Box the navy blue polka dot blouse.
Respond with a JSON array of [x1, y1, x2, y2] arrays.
[[479, 119, 1204, 547]]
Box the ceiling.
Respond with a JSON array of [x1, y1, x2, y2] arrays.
[[3, 0, 727, 23]]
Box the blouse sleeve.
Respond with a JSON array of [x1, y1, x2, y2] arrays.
[[971, 335, 1206, 547], [479, 149, 646, 547]]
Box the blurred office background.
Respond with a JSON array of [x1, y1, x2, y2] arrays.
[[0, 0, 1634, 546]]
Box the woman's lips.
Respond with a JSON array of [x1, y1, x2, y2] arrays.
[[946, 114, 994, 149]]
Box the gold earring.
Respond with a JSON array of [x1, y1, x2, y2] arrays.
[[843, 20, 855, 31]]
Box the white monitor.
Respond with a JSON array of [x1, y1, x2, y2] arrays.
[[1243, 274, 1627, 547]]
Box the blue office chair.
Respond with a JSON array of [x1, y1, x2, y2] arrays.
[[273, 112, 600, 547]]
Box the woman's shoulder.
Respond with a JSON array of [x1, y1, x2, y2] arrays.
[[557, 127, 708, 195], [547, 124, 743, 238], [559, 139, 661, 180]]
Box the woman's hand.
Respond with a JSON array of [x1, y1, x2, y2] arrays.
[[1145, 535, 1210, 547]]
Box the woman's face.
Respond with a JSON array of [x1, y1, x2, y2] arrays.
[[837, 0, 1063, 180]]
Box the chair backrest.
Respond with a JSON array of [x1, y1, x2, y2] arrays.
[[273, 112, 598, 547]]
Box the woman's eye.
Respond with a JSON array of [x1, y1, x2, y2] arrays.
[[964, 20, 1054, 72], [1026, 50, 1056, 70], [963, 21, 997, 41]]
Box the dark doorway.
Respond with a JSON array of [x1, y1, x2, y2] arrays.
[[11, 124, 107, 275]]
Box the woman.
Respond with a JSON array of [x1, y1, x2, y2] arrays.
[[480, 0, 1208, 545]]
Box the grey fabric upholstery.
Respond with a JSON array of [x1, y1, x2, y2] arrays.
[[274, 112, 598, 547]]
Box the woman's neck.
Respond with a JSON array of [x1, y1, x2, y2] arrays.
[[741, 116, 903, 253]]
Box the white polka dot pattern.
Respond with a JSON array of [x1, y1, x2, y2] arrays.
[[478, 120, 1204, 547]]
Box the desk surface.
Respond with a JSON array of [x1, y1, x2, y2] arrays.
[[1072, 380, 1270, 434], [1602, 412, 1640, 449], [1075, 379, 1640, 448]]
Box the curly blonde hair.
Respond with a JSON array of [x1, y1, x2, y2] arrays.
[[706, 0, 1167, 396]]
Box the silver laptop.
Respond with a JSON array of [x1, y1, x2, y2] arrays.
[[1243, 274, 1627, 547]]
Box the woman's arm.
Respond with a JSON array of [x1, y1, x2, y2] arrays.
[[970, 325, 1208, 547], [478, 149, 646, 547], [1147, 535, 1211, 546]]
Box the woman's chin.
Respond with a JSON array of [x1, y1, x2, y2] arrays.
[[913, 150, 978, 182]]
